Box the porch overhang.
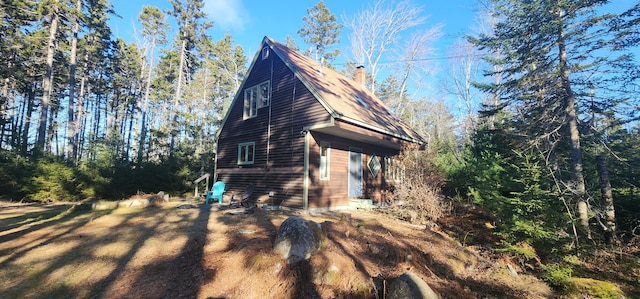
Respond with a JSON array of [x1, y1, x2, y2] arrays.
[[305, 119, 417, 151]]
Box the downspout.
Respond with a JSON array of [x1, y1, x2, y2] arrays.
[[303, 130, 309, 210], [267, 60, 273, 166], [213, 139, 218, 182]]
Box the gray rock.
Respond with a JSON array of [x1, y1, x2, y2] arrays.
[[507, 264, 519, 277], [387, 272, 439, 299], [118, 198, 150, 208], [273, 216, 325, 264]]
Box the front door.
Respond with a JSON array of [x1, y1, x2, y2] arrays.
[[348, 147, 363, 197]]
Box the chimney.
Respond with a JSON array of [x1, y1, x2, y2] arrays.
[[355, 65, 366, 87]]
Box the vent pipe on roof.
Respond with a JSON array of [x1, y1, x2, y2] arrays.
[[355, 65, 366, 87]]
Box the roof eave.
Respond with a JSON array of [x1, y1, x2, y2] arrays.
[[335, 116, 425, 145]]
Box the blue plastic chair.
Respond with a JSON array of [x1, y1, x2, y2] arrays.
[[206, 181, 225, 204]]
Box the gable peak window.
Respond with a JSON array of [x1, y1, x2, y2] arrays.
[[243, 81, 270, 119], [262, 46, 270, 60]]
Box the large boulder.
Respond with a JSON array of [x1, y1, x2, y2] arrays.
[[273, 216, 325, 264], [387, 272, 439, 299]]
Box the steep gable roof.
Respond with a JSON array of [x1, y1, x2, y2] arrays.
[[264, 37, 425, 145]]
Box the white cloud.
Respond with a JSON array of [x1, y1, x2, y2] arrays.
[[205, 0, 247, 31]]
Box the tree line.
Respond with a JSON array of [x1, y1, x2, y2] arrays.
[[1, 0, 245, 164]]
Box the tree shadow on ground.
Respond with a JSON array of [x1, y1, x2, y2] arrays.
[[0, 206, 113, 298], [0, 205, 112, 270], [85, 204, 212, 299], [207, 207, 322, 298], [84, 208, 174, 298], [161, 204, 211, 298]]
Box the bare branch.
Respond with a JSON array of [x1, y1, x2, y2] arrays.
[[344, 0, 426, 92]]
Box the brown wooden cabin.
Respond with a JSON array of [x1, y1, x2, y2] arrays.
[[214, 36, 425, 211]]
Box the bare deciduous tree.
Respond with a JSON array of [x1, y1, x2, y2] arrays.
[[443, 39, 481, 140], [344, 0, 425, 93], [394, 27, 442, 111]]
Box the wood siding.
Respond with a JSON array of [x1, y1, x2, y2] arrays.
[[307, 131, 402, 208], [216, 46, 330, 209]]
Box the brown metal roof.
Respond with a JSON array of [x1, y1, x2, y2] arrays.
[[265, 37, 425, 145]]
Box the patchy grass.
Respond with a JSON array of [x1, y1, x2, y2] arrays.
[[564, 278, 626, 299]]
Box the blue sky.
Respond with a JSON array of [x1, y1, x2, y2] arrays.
[[108, 0, 480, 65], [109, 0, 638, 68]]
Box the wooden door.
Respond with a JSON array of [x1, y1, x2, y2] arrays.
[[348, 147, 363, 197]]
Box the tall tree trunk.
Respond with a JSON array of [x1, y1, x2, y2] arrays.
[[37, 8, 59, 153], [77, 76, 87, 160], [14, 90, 26, 149], [76, 54, 89, 160], [66, 0, 81, 161], [596, 155, 616, 243], [171, 39, 187, 156], [138, 35, 157, 163], [126, 104, 134, 159], [22, 83, 36, 155], [93, 93, 101, 143], [1, 73, 9, 150], [48, 106, 58, 155], [558, 8, 589, 239]]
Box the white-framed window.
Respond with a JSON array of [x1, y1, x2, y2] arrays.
[[319, 141, 330, 180], [384, 157, 404, 182], [262, 46, 270, 60], [238, 142, 255, 165], [243, 81, 270, 119]]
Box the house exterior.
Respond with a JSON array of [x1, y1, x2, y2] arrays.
[[214, 36, 425, 210]]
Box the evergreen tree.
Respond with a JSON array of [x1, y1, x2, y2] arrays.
[[297, 0, 343, 64], [469, 0, 638, 242], [377, 75, 407, 115], [0, 0, 33, 150], [137, 5, 168, 163], [168, 0, 213, 155], [284, 35, 299, 51]]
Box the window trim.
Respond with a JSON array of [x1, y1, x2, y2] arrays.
[[368, 154, 381, 178], [257, 81, 270, 109], [243, 81, 270, 119], [384, 156, 403, 182], [319, 141, 330, 180], [237, 142, 256, 165]]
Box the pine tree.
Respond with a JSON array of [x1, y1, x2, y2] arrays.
[[137, 5, 168, 163], [470, 0, 638, 242], [168, 0, 213, 155], [297, 0, 343, 64]]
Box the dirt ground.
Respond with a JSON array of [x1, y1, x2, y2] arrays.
[[0, 198, 555, 299]]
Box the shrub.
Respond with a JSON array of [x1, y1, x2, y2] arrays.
[[0, 153, 32, 200], [22, 159, 84, 202], [542, 263, 573, 290], [386, 145, 449, 222]]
